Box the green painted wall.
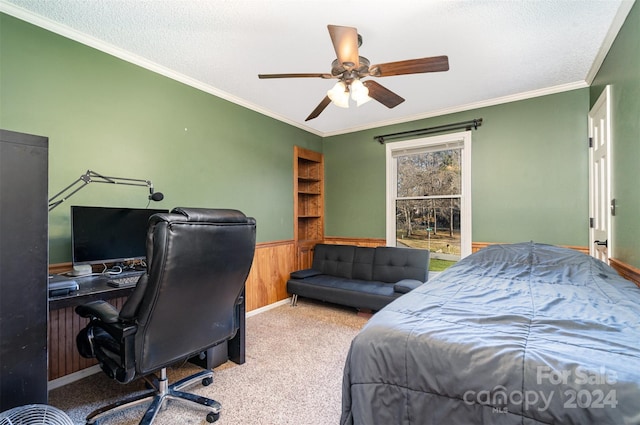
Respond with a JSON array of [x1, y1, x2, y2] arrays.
[[590, 2, 640, 269], [0, 14, 322, 263], [324, 89, 590, 247], [3, 7, 638, 267]]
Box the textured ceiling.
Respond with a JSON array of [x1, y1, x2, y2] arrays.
[[1, 0, 635, 136]]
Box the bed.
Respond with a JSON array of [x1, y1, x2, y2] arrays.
[[341, 242, 640, 425]]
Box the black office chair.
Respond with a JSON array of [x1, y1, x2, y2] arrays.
[[75, 208, 256, 424]]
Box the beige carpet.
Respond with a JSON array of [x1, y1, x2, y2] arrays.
[[49, 300, 368, 425]]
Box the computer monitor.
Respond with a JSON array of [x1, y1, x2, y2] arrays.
[[71, 206, 168, 266]]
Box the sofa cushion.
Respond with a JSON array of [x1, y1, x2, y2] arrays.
[[291, 274, 393, 296], [372, 247, 430, 283], [352, 247, 375, 281], [287, 274, 401, 310], [312, 244, 356, 278]]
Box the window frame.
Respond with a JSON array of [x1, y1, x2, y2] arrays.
[[385, 131, 472, 258]]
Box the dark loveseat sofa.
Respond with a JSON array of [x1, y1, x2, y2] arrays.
[[287, 244, 430, 311]]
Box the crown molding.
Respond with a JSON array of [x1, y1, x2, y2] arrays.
[[0, 2, 325, 137], [585, 0, 636, 85], [0, 1, 619, 139]]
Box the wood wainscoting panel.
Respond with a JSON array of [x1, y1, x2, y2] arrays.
[[323, 237, 386, 247], [49, 262, 73, 275], [245, 240, 296, 312], [47, 238, 637, 381], [48, 297, 127, 381], [610, 258, 640, 288]]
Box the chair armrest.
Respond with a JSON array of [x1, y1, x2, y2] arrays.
[[393, 279, 424, 294], [290, 269, 322, 279], [76, 300, 138, 352], [75, 300, 120, 323]]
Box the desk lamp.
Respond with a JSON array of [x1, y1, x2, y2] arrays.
[[48, 169, 164, 211]]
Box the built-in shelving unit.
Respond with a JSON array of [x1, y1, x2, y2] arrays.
[[294, 146, 324, 269]]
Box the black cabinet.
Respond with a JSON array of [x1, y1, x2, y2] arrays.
[[0, 129, 49, 410]]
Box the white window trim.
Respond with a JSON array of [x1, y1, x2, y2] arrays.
[[385, 131, 472, 258]]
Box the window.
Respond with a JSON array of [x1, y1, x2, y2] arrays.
[[386, 131, 472, 260]]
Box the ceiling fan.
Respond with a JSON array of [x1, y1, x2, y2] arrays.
[[258, 25, 449, 121]]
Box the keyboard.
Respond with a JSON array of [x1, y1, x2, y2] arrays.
[[107, 273, 143, 288]]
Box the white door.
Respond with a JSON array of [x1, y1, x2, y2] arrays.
[[588, 86, 612, 263]]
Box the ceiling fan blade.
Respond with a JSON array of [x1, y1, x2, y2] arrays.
[[327, 25, 359, 69], [305, 96, 332, 121], [258, 73, 333, 79], [362, 80, 405, 108], [370, 55, 449, 77]]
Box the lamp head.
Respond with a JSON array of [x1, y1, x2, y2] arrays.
[[149, 191, 164, 201], [327, 81, 349, 108], [149, 185, 164, 201], [350, 79, 372, 106]]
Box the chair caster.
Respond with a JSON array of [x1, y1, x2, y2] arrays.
[[202, 376, 213, 386], [206, 411, 220, 422]]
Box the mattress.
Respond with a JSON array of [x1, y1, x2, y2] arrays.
[[341, 242, 640, 424]]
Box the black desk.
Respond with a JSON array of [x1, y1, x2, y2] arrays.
[[48, 274, 135, 310], [48, 274, 245, 372]]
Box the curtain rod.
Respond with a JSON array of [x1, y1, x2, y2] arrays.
[[374, 118, 483, 144]]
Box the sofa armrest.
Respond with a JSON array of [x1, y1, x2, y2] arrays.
[[290, 269, 322, 279], [393, 279, 424, 294]]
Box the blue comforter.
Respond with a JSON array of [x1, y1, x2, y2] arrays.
[[341, 242, 640, 424]]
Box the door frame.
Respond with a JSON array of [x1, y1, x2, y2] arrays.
[[588, 85, 612, 261]]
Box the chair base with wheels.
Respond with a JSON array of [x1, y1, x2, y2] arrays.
[[86, 368, 220, 424]]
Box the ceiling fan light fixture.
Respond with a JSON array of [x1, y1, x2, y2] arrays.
[[259, 25, 450, 121], [350, 79, 372, 106], [327, 81, 349, 108]]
